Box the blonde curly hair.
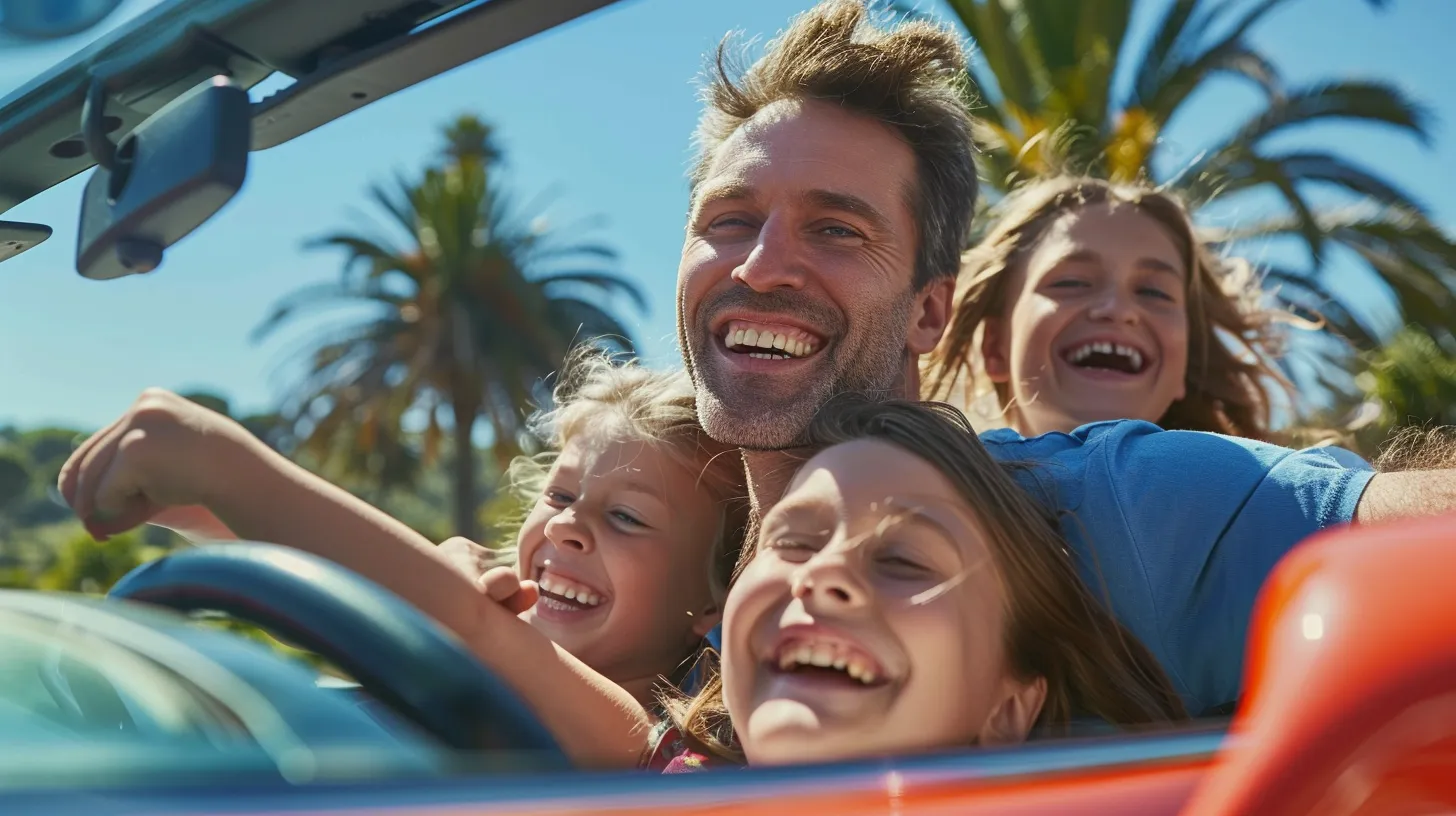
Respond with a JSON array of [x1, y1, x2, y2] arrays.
[[495, 347, 749, 605]]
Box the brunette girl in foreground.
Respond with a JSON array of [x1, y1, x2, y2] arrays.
[[648, 397, 1187, 770]]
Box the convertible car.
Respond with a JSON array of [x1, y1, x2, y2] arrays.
[[1, 1, 1454, 813], [2, 514, 1452, 815]]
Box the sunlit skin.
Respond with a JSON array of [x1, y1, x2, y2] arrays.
[[515, 432, 722, 705], [721, 439, 1045, 766], [981, 204, 1190, 437], [677, 98, 952, 506]]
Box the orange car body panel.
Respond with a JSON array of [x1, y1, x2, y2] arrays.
[[1184, 511, 1456, 815], [240, 760, 1206, 815]]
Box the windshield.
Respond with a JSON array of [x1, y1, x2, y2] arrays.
[[0, 609, 248, 747], [0, 0, 158, 92]]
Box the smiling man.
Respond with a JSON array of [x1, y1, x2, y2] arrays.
[[674, 0, 1456, 719], [677, 2, 970, 507]]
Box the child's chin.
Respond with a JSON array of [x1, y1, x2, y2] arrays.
[[740, 702, 878, 766]]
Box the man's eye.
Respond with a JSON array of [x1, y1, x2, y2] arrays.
[[710, 215, 755, 230], [819, 224, 862, 238]]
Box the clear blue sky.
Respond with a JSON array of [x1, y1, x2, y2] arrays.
[[1, 0, 1452, 431]]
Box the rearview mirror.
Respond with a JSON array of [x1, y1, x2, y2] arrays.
[[75, 76, 250, 281], [0, 0, 125, 41], [0, 221, 52, 263]]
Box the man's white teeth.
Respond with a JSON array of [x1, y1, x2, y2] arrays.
[[724, 328, 816, 358], [775, 641, 878, 684], [538, 576, 602, 606]]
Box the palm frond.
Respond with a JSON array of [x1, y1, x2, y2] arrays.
[[532, 270, 649, 313], [1134, 0, 1202, 105], [1253, 152, 1418, 209], [544, 297, 637, 356], [1144, 43, 1281, 127], [367, 174, 424, 243], [1218, 206, 1456, 343], [946, 0, 1039, 112], [1020, 0, 1130, 124], [1231, 81, 1432, 148], [251, 282, 408, 342], [1259, 265, 1376, 347], [305, 234, 418, 283]]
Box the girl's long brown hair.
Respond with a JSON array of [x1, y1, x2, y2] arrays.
[[663, 396, 1188, 763], [925, 176, 1297, 441]]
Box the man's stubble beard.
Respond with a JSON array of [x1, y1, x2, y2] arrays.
[[682, 290, 916, 450]]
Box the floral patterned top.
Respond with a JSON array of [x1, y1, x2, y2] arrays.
[[642, 720, 717, 774]]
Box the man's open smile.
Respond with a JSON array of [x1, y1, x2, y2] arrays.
[[706, 312, 831, 375]]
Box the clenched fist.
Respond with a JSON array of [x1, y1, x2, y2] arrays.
[[57, 388, 257, 540]]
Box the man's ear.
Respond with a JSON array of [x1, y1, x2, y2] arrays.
[[977, 675, 1047, 746], [980, 316, 1011, 383], [689, 604, 723, 642], [907, 277, 955, 355]]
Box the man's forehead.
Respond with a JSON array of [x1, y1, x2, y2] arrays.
[[692, 102, 916, 219]]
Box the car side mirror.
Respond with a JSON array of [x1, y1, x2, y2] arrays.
[[75, 76, 249, 281]]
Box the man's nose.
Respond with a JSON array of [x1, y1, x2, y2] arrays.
[[730, 215, 807, 292]]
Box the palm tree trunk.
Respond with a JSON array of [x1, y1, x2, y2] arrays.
[[450, 397, 480, 540]]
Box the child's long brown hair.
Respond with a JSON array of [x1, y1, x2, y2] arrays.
[[925, 176, 1297, 440], [663, 397, 1188, 763]]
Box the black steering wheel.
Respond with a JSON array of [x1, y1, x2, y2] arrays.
[[109, 542, 567, 767]]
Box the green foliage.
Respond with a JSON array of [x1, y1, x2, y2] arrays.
[[0, 428, 80, 541], [36, 531, 164, 594], [0, 527, 164, 594], [1360, 328, 1456, 430], [19, 427, 84, 470], [180, 391, 233, 418], [0, 450, 31, 509]]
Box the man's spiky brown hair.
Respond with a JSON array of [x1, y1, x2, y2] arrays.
[[690, 0, 979, 288]]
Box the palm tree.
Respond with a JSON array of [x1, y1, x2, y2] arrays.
[[941, 0, 1456, 386], [1359, 327, 1456, 431], [258, 115, 646, 539]]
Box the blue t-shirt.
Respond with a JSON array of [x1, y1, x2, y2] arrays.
[[707, 420, 1377, 715], [977, 420, 1375, 714]]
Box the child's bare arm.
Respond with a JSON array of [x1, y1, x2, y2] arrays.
[[212, 452, 652, 767], [60, 389, 653, 768], [149, 505, 239, 542]]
